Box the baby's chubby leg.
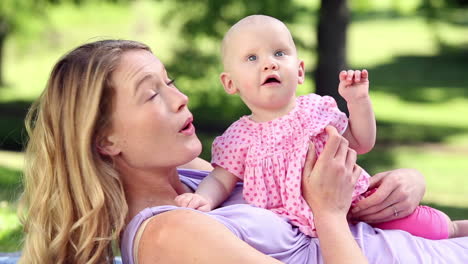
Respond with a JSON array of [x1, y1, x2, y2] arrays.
[[373, 205, 451, 239]]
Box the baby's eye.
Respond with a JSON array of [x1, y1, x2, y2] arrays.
[[247, 55, 257, 61], [275, 51, 285, 57]]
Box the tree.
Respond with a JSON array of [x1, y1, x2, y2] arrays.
[[314, 0, 350, 114], [0, 17, 8, 86]]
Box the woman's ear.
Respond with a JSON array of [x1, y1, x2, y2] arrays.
[[97, 135, 121, 156], [298, 60, 305, 84], [220, 72, 237, 94]]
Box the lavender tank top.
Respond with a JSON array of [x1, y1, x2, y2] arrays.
[[121, 169, 468, 264]]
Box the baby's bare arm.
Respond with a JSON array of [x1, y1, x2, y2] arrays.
[[197, 166, 239, 208], [175, 167, 238, 211]]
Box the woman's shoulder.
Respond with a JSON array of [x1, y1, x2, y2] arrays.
[[128, 205, 309, 264], [131, 209, 223, 264], [140, 209, 209, 241], [123, 205, 239, 263], [136, 207, 300, 264], [120, 206, 177, 264]]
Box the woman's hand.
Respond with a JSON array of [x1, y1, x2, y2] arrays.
[[301, 126, 368, 264], [349, 168, 426, 223], [302, 126, 362, 218]]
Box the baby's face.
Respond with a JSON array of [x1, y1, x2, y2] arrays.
[[223, 20, 304, 119]]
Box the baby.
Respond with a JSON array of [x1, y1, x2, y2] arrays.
[[176, 15, 466, 239]]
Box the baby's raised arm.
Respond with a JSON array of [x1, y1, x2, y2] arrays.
[[175, 166, 239, 211], [338, 69, 376, 154]]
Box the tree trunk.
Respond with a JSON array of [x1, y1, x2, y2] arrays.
[[314, 0, 350, 114], [0, 19, 9, 87]]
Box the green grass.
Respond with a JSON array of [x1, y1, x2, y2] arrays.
[[400, 149, 468, 207], [0, 151, 23, 251], [0, 205, 22, 252], [372, 93, 468, 131], [360, 146, 468, 207]]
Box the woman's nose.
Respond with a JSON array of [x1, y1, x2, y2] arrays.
[[168, 86, 188, 112]]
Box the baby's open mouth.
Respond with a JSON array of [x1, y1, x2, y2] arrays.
[[263, 77, 280, 85]]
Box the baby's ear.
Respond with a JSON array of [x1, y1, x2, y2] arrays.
[[96, 134, 121, 156], [297, 60, 305, 84], [220, 72, 237, 94]]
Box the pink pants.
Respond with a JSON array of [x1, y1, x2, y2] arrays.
[[372, 205, 450, 240]]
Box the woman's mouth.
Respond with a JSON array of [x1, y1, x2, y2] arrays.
[[179, 118, 195, 136]]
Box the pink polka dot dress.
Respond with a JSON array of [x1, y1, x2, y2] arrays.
[[211, 94, 370, 237]]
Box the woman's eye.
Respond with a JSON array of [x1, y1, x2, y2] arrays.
[[148, 93, 158, 101], [275, 51, 285, 57], [167, 79, 176, 87], [247, 55, 257, 61]]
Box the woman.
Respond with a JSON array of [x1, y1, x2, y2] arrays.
[[18, 40, 468, 264]]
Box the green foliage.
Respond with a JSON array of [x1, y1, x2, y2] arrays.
[[0, 0, 47, 20], [1, 0, 52, 37], [0, 0, 132, 38], [162, 0, 306, 37]]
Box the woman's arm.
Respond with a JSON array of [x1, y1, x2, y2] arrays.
[[350, 168, 426, 223], [302, 126, 368, 264], [137, 209, 282, 264], [314, 213, 367, 264]]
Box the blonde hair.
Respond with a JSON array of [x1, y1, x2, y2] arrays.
[[18, 40, 150, 264]]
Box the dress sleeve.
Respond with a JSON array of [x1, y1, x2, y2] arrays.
[[321, 95, 348, 134], [211, 124, 250, 179], [301, 94, 348, 135]]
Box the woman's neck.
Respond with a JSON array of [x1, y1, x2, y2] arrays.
[[120, 166, 192, 221]]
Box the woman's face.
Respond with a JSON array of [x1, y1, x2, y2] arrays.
[[106, 50, 201, 170]]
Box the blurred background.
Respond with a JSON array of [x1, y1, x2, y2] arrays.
[[0, 0, 467, 252]]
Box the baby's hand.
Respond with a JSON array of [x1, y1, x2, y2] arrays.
[[174, 193, 213, 212], [338, 69, 370, 103]]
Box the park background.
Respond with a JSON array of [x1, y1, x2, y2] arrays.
[[0, 0, 467, 252]]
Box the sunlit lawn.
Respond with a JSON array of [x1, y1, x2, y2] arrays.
[[0, 152, 23, 251], [1, 0, 467, 252]]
